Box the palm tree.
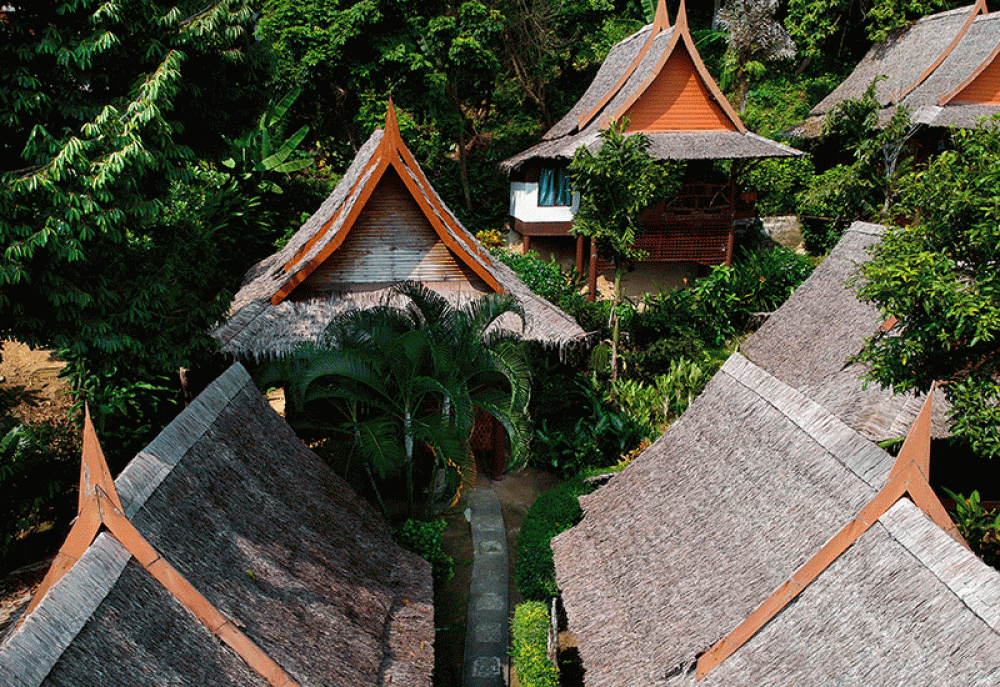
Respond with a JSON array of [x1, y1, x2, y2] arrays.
[[256, 282, 532, 514]]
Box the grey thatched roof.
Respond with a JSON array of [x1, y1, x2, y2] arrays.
[[741, 221, 950, 441], [501, 12, 799, 170], [811, 5, 978, 115], [0, 364, 434, 687], [798, 3, 1000, 135], [213, 118, 586, 360], [551, 353, 1000, 686]]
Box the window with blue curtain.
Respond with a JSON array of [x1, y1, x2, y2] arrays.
[[539, 167, 572, 206]]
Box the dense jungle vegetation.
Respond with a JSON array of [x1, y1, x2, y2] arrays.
[[2, 0, 999, 577]]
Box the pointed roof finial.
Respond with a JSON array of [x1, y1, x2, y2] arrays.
[[676, 0, 688, 31], [384, 97, 402, 148], [80, 403, 122, 513], [653, 0, 670, 32]]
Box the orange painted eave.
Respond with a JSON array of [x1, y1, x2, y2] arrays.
[[695, 389, 966, 681]]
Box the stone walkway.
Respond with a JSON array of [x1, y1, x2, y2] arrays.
[[462, 484, 509, 687]]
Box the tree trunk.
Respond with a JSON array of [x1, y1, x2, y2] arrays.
[[610, 266, 623, 383], [456, 118, 473, 212]]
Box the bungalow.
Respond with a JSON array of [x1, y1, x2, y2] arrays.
[[797, 1, 1000, 145], [549, 224, 1000, 684], [501, 0, 800, 301], [0, 364, 434, 687], [212, 103, 585, 362]]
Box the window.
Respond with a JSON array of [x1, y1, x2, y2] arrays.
[[538, 167, 572, 206]]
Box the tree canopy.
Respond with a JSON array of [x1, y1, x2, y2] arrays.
[[855, 121, 1000, 459], [0, 0, 271, 447]]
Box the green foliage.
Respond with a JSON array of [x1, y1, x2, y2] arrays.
[[0, 411, 78, 558], [717, 0, 797, 111], [223, 87, 314, 192], [942, 488, 1000, 569], [658, 357, 713, 418], [854, 120, 1000, 459], [511, 601, 560, 687], [256, 282, 533, 511], [621, 332, 705, 380], [530, 376, 646, 479], [569, 121, 685, 379], [785, 0, 959, 59], [490, 248, 587, 314], [0, 0, 268, 450], [516, 478, 594, 601], [612, 357, 712, 433], [797, 79, 915, 252], [393, 518, 455, 584], [569, 123, 684, 271], [634, 247, 815, 348]]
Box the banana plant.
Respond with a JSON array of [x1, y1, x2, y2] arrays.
[[223, 87, 313, 193]]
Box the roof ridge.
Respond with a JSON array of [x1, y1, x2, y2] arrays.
[[7, 364, 302, 687], [695, 389, 968, 680]]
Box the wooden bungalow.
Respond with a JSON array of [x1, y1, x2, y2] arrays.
[[796, 1, 1000, 146], [500, 0, 801, 300], [0, 363, 434, 687], [212, 103, 586, 362], [551, 353, 1000, 685]]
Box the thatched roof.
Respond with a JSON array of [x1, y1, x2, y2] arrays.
[[741, 221, 950, 441], [213, 105, 586, 360], [500, 0, 799, 170], [797, 2, 1000, 135], [551, 354, 1000, 686], [0, 364, 434, 687]]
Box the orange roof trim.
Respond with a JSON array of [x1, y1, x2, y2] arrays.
[[695, 387, 965, 681], [23, 411, 301, 687], [894, 0, 988, 104], [576, 0, 671, 130], [272, 100, 502, 306]]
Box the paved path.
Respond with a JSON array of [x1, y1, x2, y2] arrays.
[[462, 485, 509, 687]]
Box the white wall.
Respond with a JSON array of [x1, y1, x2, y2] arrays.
[[509, 181, 580, 223]]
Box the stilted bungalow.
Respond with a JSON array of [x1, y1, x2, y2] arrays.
[[551, 354, 1000, 685], [212, 103, 585, 362], [796, 1, 1000, 147], [0, 364, 434, 687], [500, 0, 800, 301]]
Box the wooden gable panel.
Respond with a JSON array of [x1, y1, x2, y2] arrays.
[[623, 48, 737, 132], [298, 169, 482, 291], [952, 54, 1000, 104]]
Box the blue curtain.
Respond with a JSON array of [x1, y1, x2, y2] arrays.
[[539, 167, 571, 206]]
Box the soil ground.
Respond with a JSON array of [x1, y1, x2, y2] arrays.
[[0, 340, 73, 426]]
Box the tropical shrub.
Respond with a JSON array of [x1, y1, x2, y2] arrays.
[[530, 377, 646, 479], [511, 601, 559, 687], [516, 478, 594, 601], [393, 518, 455, 585], [943, 488, 1000, 570], [622, 333, 706, 380], [611, 357, 712, 433], [0, 410, 78, 560], [490, 248, 587, 315]]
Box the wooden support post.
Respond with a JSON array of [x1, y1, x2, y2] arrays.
[[575, 235, 585, 276], [588, 239, 598, 302]]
